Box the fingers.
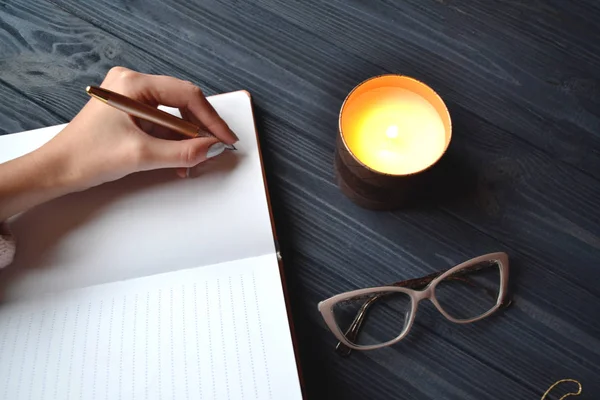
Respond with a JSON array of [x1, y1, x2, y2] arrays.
[[180, 107, 208, 133], [142, 135, 227, 170], [104, 68, 238, 145], [176, 149, 235, 179]]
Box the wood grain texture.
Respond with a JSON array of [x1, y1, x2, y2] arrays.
[[1, 0, 599, 398]]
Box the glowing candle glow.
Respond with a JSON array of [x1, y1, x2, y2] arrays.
[[339, 75, 451, 176]]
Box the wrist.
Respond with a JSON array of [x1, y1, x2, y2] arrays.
[[0, 148, 79, 221], [30, 145, 83, 195]]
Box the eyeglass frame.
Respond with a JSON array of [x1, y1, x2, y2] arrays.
[[317, 252, 510, 352]]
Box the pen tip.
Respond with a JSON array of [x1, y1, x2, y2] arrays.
[[225, 144, 237, 151], [85, 86, 91, 93]]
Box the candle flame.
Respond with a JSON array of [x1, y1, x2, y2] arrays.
[[386, 125, 399, 139]]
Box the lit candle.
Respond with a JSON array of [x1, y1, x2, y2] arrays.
[[340, 75, 451, 175], [335, 75, 452, 209]]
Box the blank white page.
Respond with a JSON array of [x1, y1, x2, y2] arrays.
[[0, 91, 277, 301], [0, 253, 302, 400]]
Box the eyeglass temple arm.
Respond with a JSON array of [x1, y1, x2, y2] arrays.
[[335, 294, 383, 356]]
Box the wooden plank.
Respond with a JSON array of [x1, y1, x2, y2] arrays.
[[0, 82, 64, 134], [0, 1, 598, 398], [0, 2, 223, 124]]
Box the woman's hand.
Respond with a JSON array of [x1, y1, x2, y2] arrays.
[[0, 67, 238, 221], [41, 67, 238, 189]]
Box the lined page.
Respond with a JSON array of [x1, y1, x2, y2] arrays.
[[0, 253, 301, 400], [0, 91, 277, 301]]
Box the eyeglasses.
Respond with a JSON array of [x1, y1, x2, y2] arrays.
[[318, 252, 511, 356]]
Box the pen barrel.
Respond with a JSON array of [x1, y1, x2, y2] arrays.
[[108, 97, 200, 138]]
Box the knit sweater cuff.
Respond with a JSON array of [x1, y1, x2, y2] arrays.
[[0, 222, 16, 269]]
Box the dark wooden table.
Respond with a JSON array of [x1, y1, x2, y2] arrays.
[[1, 1, 599, 399]]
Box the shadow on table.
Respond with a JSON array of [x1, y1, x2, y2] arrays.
[[410, 146, 479, 209]]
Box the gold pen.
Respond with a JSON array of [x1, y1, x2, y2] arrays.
[[86, 86, 236, 150]]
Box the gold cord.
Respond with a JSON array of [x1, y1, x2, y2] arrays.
[[541, 379, 582, 400]]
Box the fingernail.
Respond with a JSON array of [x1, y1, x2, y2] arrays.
[[206, 142, 226, 159], [229, 127, 240, 142]]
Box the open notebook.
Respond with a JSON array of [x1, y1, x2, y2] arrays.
[[0, 91, 302, 399]]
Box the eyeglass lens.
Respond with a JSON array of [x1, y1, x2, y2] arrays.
[[332, 291, 412, 346], [435, 260, 501, 320]]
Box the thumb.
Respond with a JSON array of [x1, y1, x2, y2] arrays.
[[143, 136, 227, 169]]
